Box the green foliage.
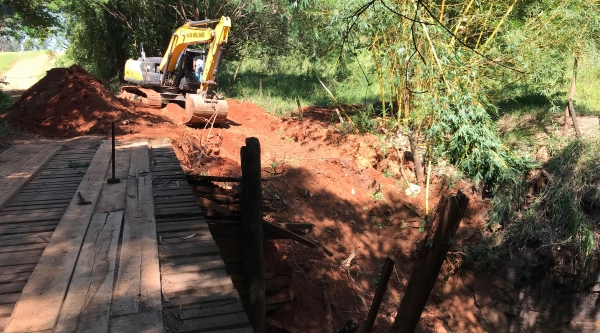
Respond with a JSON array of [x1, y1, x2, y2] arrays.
[[425, 87, 535, 189], [218, 51, 379, 116], [484, 138, 600, 277], [0, 89, 12, 113], [350, 105, 377, 134], [0, 0, 60, 38], [575, 52, 600, 116], [509, 140, 598, 272]]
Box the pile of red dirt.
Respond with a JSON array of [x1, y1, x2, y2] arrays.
[[1, 64, 167, 137]]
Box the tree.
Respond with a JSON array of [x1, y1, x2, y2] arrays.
[[0, 0, 60, 38]]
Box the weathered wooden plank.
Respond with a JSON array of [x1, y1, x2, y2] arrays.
[[163, 289, 242, 309], [0, 250, 43, 267], [8, 192, 74, 202], [0, 242, 47, 253], [153, 195, 197, 205], [108, 311, 164, 333], [0, 209, 64, 223], [1, 202, 70, 212], [156, 221, 210, 233], [0, 293, 20, 306], [171, 311, 250, 333], [0, 272, 30, 284], [159, 242, 222, 259], [158, 232, 214, 245], [0, 143, 62, 211], [196, 327, 253, 333], [162, 270, 235, 296], [4, 140, 112, 333], [111, 142, 148, 316], [0, 256, 41, 267], [137, 160, 164, 333], [159, 256, 227, 276], [92, 143, 132, 214], [0, 316, 9, 332], [0, 231, 53, 244], [0, 282, 26, 295], [0, 264, 36, 276], [155, 215, 206, 224], [159, 227, 212, 237], [0, 144, 46, 178], [0, 303, 15, 316], [0, 223, 59, 236], [124, 141, 163, 333], [55, 211, 123, 333], [177, 300, 245, 320]]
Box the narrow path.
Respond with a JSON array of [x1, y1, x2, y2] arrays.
[[3, 54, 50, 100]]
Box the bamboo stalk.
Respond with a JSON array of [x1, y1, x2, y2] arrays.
[[482, 0, 518, 50], [425, 157, 432, 217], [475, 4, 495, 49]]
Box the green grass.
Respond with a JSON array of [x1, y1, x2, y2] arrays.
[[217, 52, 381, 117], [575, 55, 600, 116], [0, 51, 47, 74]]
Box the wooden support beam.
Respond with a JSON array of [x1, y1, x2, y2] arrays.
[[263, 222, 317, 248], [391, 192, 469, 333], [568, 100, 582, 138], [240, 137, 265, 332], [363, 257, 395, 333]]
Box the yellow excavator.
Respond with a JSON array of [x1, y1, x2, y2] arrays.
[[122, 16, 231, 124]]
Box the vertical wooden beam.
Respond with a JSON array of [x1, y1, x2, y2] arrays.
[[568, 100, 582, 138], [241, 137, 265, 332], [391, 192, 469, 333], [296, 98, 303, 120], [363, 257, 395, 333], [563, 57, 578, 136]]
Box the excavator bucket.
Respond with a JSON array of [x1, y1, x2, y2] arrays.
[[184, 93, 228, 125]]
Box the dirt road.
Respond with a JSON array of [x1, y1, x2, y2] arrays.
[[3, 54, 50, 99]]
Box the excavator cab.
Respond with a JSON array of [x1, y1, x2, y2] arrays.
[[178, 49, 205, 89]]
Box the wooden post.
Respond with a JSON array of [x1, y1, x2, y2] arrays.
[[241, 137, 265, 332], [363, 257, 395, 333], [259, 78, 263, 98], [407, 133, 424, 184], [296, 98, 303, 120], [568, 100, 582, 138], [563, 57, 578, 136], [391, 192, 469, 333]]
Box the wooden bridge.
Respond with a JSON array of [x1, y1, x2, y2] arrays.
[[0, 138, 252, 333]]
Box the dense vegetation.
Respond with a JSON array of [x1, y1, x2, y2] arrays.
[[2, 0, 600, 276]]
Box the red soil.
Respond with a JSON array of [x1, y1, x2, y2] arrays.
[[2, 65, 490, 333]]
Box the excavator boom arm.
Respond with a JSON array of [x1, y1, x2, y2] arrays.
[[158, 17, 231, 83]]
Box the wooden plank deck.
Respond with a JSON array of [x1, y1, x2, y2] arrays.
[[0, 143, 97, 333], [149, 140, 252, 333], [0, 144, 62, 211], [0, 139, 253, 333]]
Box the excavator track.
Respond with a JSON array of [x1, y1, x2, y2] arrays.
[[120, 86, 228, 125], [119, 86, 163, 107]]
